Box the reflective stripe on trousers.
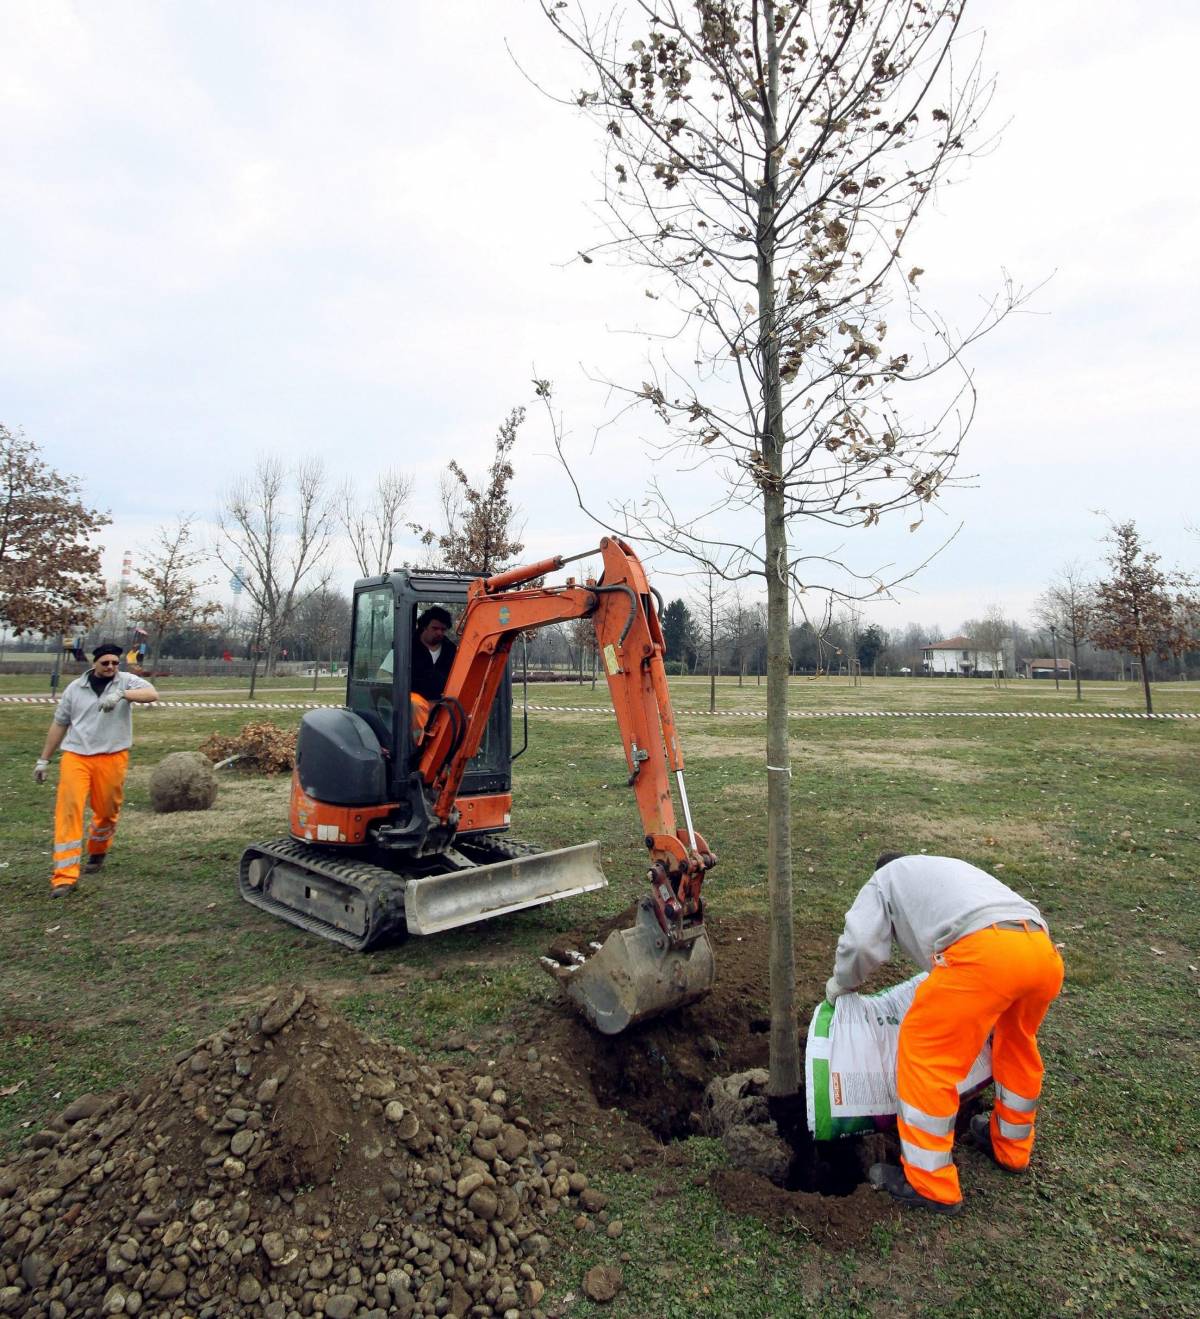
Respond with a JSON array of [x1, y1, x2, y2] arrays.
[[52, 749, 129, 885], [992, 1079, 1040, 1156], [996, 1080, 1039, 1112], [900, 1138, 954, 1172], [896, 925, 1064, 1204]]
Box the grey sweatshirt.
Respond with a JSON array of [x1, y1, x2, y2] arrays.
[[54, 670, 154, 755], [832, 855, 1047, 990]]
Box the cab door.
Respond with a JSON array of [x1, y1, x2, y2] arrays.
[[347, 583, 399, 765]]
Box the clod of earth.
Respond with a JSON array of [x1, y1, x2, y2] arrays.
[[0, 986, 612, 1317], [583, 1263, 624, 1303]]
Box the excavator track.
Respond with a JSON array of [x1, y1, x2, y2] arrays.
[[239, 834, 607, 951], [239, 838, 410, 951]]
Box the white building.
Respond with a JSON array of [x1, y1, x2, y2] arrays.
[[922, 635, 1005, 677]]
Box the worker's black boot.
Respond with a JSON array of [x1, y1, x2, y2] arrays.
[[84, 853, 106, 874], [967, 1114, 1025, 1175], [868, 1163, 963, 1216]]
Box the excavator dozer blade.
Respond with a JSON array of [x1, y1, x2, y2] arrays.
[[543, 899, 716, 1034], [403, 841, 608, 936]]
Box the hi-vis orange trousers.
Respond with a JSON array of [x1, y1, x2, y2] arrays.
[[896, 925, 1064, 1204], [51, 750, 129, 888]]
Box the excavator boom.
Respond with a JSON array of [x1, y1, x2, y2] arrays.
[[414, 537, 717, 1031]]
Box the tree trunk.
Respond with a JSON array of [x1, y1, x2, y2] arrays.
[[248, 614, 264, 700], [757, 3, 800, 1098], [1072, 637, 1082, 701], [1139, 644, 1152, 714]]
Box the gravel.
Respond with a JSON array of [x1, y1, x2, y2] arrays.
[[0, 987, 612, 1318]]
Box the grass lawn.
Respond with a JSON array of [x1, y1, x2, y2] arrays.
[[1, 677, 1197, 1316]]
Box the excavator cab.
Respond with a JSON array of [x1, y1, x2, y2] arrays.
[[346, 571, 510, 804]]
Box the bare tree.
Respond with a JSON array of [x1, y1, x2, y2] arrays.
[[540, 0, 1021, 1096], [692, 568, 727, 711], [962, 605, 1008, 687], [339, 470, 414, 577], [127, 517, 221, 671], [1036, 562, 1094, 700], [288, 587, 351, 689], [722, 588, 757, 686], [214, 457, 334, 680], [801, 594, 836, 678], [1092, 520, 1197, 715], [839, 606, 863, 686]]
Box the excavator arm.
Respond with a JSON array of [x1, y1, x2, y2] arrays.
[[416, 537, 715, 944], [411, 538, 718, 1032]]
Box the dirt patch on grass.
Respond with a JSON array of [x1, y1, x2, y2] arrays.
[[817, 744, 985, 782], [113, 931, 189, 950], [126, 775, 288, 837], [683, 733, 985, 782], [880, 811, 1060, 854], [680, 733, 766, 759]]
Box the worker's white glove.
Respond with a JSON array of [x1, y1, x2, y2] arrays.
[[34, 758, 50, 784], [98, 687, 125, 712], [825, 975, 852, 1004]]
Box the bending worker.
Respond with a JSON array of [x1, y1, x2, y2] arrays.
[[826, 852, 1064, 1215], [34, 642, 158, 895]]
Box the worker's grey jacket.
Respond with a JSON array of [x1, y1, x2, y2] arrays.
[[832, 855, 1047, 990], [53, 671, 154, 755]]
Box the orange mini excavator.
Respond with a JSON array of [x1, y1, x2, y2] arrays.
[[239, 537, 716, 1033]]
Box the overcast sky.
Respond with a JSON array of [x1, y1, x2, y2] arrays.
[[3, 1, 1196, 640]]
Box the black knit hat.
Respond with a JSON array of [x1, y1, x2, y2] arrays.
[[92, 642, 123, 660]]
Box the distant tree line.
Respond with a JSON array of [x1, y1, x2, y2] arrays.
[[2, 423, 1196, 714]]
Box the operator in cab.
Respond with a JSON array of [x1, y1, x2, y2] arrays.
[[378, 606, 458, 741], [410, 606, 457, 700]]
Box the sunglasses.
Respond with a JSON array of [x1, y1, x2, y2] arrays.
[[95, 659, 120, 667]]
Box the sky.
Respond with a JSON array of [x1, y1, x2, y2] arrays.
[[2, 0, 1197, 641]]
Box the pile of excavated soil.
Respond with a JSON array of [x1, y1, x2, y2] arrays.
[[0, 988, 608, 1319]]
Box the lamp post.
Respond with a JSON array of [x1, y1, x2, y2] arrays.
[[50, 633, 64, 696], [1049, 624, 1060, 692]]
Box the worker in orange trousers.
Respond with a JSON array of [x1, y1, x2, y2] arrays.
[[826, 852, 1064, 1214], [35, 642, 157, 894]]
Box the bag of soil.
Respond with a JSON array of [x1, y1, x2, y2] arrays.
[[805, 973, 992, 1140]]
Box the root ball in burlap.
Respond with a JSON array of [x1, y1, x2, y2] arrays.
[[149, 751, 218, 813]]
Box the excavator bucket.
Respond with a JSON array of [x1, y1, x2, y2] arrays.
[[543, 899, 716, 1034], [404, 841, 608, 935]]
